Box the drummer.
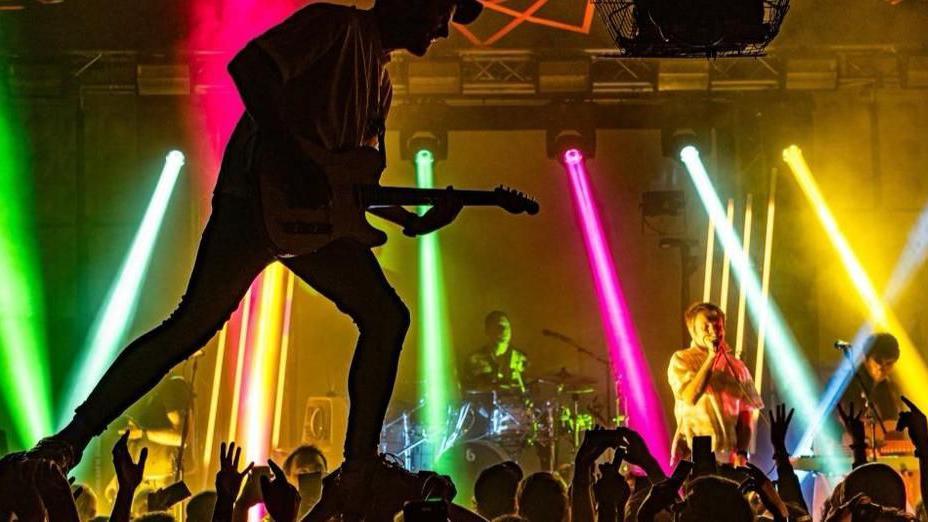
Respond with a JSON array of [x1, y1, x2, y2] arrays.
[[462, 310, 529, 392]]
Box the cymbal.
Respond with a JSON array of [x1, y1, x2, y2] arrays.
[[534, 367, 597, 389], [462, 382, 525, 394]]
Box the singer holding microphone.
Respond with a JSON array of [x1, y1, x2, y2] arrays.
[[668, 302, 764, 465]]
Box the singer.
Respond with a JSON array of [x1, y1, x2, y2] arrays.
[[668, 302, 764, 465]]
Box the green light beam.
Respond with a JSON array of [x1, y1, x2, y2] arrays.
[[60, 151, 185, 427], [0, 95, 54, 447]]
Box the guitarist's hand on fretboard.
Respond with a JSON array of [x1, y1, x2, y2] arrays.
[[402, 186, 464, 237]]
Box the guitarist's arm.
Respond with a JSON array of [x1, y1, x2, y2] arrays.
[[368, 206, 418, 229], [368, 193, 464, 237]]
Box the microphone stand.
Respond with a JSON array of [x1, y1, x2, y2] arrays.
[[837, 344, 887, 461]]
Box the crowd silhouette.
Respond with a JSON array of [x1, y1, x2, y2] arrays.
[[2, 395, 928, 521]]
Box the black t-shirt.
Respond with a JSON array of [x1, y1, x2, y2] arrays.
[[215, 4, 392, 197], [840, 370, 901, 423]]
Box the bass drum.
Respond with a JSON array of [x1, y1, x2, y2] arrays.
[[433, 440, 541, 508]]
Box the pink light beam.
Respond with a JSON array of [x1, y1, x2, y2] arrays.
[[562, 148, 671, 468]]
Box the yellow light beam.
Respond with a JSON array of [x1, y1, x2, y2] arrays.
[[703, 218, 716, 302], [783, 145, 928, 405], [754, 171, 778, 392], [735, 194, 754, 359], [228, 287, 253, 443], [202, 322, 229, 472], [719, 198, 736, 313], [272, 269, 296, 449]]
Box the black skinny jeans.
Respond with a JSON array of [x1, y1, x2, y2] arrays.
[[70, 192, 410, 460]]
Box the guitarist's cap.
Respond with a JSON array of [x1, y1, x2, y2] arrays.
[[453, 0, 483, 25]]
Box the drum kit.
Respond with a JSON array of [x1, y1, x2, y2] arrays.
[[380, 367, 624, 494]]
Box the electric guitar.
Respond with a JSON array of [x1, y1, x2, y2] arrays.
[[258, 144, 539, 257]]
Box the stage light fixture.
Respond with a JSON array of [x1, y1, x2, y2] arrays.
[[681, 145, 844, 471], [61, 151, 185, 429], [414, 148, 456, 469], [783, 145, 928, 454], [561, 147, 672, 468], [549, 129, 597, 161], [0, 99, 53, 447]]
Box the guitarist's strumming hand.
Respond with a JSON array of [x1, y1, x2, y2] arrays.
[[403, 186, 464, 237]]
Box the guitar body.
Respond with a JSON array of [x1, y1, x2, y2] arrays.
[[257, 137, 539, 258], [258, 144, 388, 257]]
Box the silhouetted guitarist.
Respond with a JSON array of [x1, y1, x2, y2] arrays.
[[10, 0, 485, 511]]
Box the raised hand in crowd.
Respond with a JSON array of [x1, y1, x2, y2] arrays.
[[898, 396, 928, 508], [111, 430, 148, 522], [212, 441, 253, 522], [35, 461, 80, 522], [0, 458, 43, 521], [618, 427, 666, 482], [2, 459, 80, 522], [593, 450, 630, 522], [898, 396, 928, 451], [232, 465, 268, 522], [635, 473, 681, 522], [738, 462, 789, 522], [571, 426, 617, 522], [767, 404, 807, 513], [837, 402, 868, 468], [260, 460, 300, 522]]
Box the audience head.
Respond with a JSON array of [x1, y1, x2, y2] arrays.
[[72, 483, 98, 521], [131, 486, 156, 518], [474, 461, 522, 518], [843, 462, 907, 510], [500, 461, 523, 481], [677, 475, 753, 522], [516, 472, 568, 522], [492, 516, 528, 522], [864, 333, 900, 383], [134, 514, 175, 522], [186, 491, 218, 522], [684, 302, 726, 348], [283, 444, 328, 482]]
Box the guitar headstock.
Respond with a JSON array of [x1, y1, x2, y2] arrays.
[[494, 186, 540, 215]]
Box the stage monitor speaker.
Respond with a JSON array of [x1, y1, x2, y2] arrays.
[[302, 396, 348, 469]]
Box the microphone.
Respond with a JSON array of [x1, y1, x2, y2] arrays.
[[834, 340, 852, 350], [542, 329, 573, 342]]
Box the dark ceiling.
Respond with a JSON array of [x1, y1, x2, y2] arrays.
[[0, 0, 926, 53]]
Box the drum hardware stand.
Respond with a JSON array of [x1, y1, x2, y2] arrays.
[[545, 334, 618, 426], [173, 354, 200, 522]]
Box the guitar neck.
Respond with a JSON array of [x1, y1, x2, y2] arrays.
[[363, 186, 502, 208]]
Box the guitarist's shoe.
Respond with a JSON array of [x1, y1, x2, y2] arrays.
[[305, 454, 382, 522], [26, 436, 82, 472]]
